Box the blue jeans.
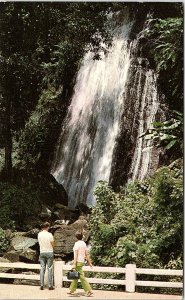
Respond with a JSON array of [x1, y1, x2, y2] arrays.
[[39, 252, 54, 287]]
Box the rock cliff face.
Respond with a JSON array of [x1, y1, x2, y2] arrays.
[[109, 56, 166, 189]]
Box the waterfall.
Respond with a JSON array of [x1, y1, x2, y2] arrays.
[[51, 20, 133, 208], [51, 15, 161, 208]]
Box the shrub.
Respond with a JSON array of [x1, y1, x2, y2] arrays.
[[0, 227, 9, 252], [89, 162, 183, 271], [0, 182, 40, 229]]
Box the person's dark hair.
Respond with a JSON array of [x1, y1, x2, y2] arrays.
[[41, 222, 50, 229], [75, 231, 83, 240]]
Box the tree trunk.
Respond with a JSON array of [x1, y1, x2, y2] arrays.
[[5, 130, 12, 174], [4, 98, 12, 178]]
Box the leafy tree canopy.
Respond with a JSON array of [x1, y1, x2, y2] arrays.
[[0, 2, 111, 172], [144, 16, 183, 112]]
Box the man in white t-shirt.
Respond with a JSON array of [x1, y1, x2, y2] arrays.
[[38, 222, 55, 290]]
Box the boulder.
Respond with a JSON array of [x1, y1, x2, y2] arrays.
[[11, 235, 38, 251], [19, 249, 38, 263], [23, 228, 40, 239], [73, 216, 89, 230], [54, 225, 76, 254], [52, 203, 79, 223], [4, 250, 20, 262], [4, 248, 38, 264], [53, 216, 90, 255]]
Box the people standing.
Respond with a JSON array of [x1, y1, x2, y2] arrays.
[[38, 222, 55, 290], [68, 231, 93, 297]]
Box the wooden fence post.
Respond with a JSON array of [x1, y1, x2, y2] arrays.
[[54, 260, 65, 288], [125, 264, 136, 292]]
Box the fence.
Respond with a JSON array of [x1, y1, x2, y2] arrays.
[[0, 261, 183, 293]]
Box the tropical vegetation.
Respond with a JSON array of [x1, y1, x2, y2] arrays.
[[0, 3, 183, 293]]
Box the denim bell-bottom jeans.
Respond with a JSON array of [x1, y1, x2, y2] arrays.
[[39, 252, 54, 287]]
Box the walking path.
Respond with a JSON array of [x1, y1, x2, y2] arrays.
[[0, 284, 182, 299]]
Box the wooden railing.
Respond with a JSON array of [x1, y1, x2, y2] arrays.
[[0, 262, 40, 281], [0, 261, 183, 293]]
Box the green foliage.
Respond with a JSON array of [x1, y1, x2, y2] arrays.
[[0, 182, 40, 229], [141, 111, 183, 157], [0, 228, 9, 252], [93, 181, 117, 224], [90, 162, 183, 271], [145, 17, 183, 111], [150, 18, 182, 72], [16, 87, 63, 169]]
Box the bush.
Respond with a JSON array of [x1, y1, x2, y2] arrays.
[[0, 182, 40, 229], [145, 17, 183, 111], [16, 86, 65, 169], [89, 162, 183, 271], [0, 227, 10, 252]]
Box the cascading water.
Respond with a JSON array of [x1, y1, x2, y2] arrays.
[[51, 14, 162, 208], [51, 19, 134, 208]]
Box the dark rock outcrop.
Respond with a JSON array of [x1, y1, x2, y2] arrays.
[[53, 216, 90, 257], [0, 169, 68, 231]]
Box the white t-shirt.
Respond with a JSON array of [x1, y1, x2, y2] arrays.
[[73, 240, 87, 263], [38, 230, 54, 253]]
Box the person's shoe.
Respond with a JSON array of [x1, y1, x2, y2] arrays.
[[49, 286, 55, 290], [40, 286, 44, 290], [86, 291, 93, 297], [67, 291, 75, 295]]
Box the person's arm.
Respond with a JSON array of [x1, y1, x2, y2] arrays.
[[72, 250, 78, 269], [51, 240, 55, 248], [85, 250, 93, 267], [50, 234, 55, 249]]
